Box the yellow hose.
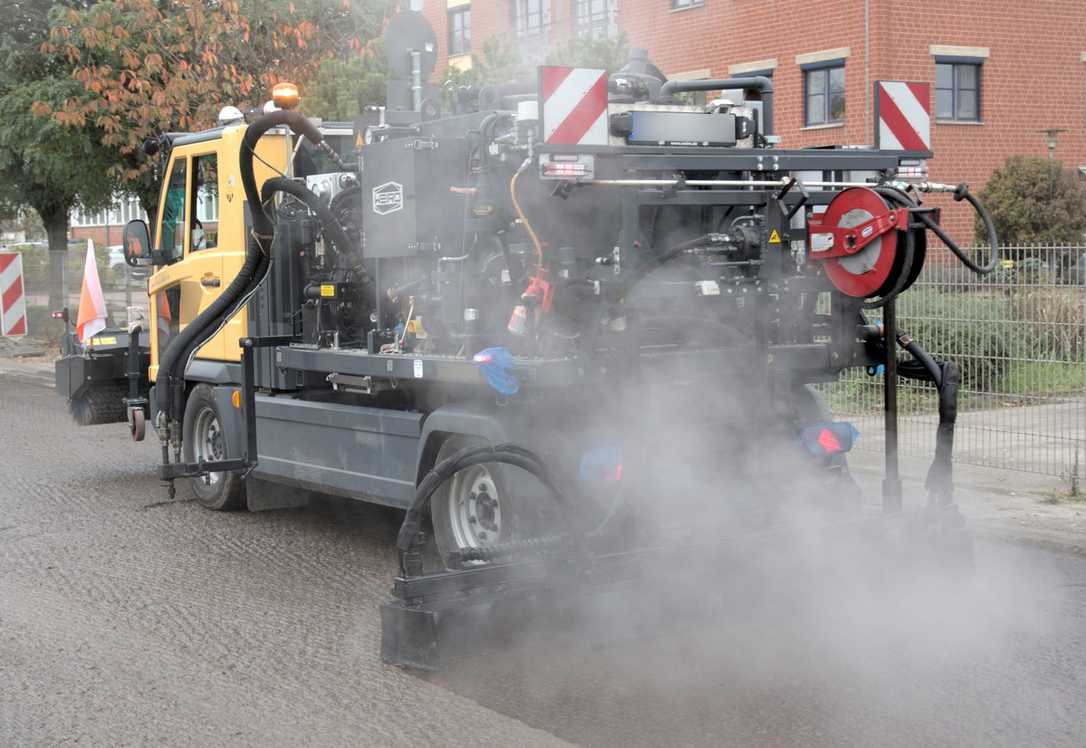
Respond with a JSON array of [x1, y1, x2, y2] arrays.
[[510, 165, 544, 270]]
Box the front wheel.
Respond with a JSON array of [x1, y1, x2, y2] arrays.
[[182, 384, 245, 510]]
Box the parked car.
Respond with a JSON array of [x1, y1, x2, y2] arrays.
[[108, 245, 148, 286]]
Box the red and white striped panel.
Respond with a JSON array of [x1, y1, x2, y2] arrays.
[[540, 66, 609, 146], [0, 252, 27, 338], [876, 81, 931, 152]]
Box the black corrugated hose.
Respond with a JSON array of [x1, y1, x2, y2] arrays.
[[156, 110, 326, 424], [396, 444, 586, 574], [897, 336, 961, 506]]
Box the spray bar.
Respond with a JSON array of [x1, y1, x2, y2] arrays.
[[583, 178, 963, 192]]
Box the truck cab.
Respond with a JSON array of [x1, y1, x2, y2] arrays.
[[144, 121, 353, 381]]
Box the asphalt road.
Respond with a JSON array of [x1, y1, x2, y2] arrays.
[[3, 373, 1086, 747]]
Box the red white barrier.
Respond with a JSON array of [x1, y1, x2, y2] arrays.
[[0, 251, 27, 338], [540, 66, 609, 146], [875, 81, 931, 153]]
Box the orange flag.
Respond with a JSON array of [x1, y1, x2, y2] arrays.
[[76, 239, 108, 343]]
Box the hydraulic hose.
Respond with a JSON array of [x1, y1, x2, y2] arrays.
[[898, 333, 942, 388], [896, 344, 960, 506], [260, 177, 354, 258], [156, 110, 324, 422], [921, 187, 999, 275], [511, 161, 544, 270], [396, 443, 584, 573], [876, 183, 999, 277]]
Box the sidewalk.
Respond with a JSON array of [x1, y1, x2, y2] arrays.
[[0, 335, 56, 386], [849, 449, 1086, 556], [3, 345, 1085, 556]]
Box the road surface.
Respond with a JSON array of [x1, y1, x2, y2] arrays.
[[2, 373, 1085, 746]]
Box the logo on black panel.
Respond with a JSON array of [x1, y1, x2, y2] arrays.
[[372, 181, 404, 216]]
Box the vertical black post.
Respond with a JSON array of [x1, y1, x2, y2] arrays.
[[882, 299, 902, 512], [126, 325, 142, 401], [241, 338, 258, 467]]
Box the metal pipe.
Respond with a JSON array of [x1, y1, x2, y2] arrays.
[[656, 75, 773, 135], [882, 299, 902, 513], [582, 178, 964, 192], [410, 50, 422, 112]]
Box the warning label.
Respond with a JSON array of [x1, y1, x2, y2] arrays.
[[768, 229, 782, 244]]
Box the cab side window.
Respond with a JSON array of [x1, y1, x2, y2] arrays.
[[191, 154, 219, 251], [159, 158, 187, 263]]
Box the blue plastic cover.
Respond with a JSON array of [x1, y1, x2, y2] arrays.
[[473, 346, 520, 396]]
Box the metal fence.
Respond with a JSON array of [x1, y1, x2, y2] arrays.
[[820, 244, 1086, 478]]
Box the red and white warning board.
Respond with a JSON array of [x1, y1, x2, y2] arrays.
[[875, 81, 931, 153], [0, 251, 27, 338], [540, 66, 609, 146]]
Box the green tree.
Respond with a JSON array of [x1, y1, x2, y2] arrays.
[[977, 156, 1086, 245], [546, 32, 629, 72], [0, 0, 115, 311], [440, 35, 525, 96], [304, 43, 387, 120], [440, 32, 629, 112]]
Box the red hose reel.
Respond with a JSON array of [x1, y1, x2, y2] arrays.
[[808, 187, 926, 299]]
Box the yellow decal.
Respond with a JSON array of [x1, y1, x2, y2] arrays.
[[320, 283, 336, 298], [90, 336, 117, 346], [768, 229, 782, 244]]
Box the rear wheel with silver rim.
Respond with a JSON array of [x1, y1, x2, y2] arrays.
[[430, 437, 518, 567], [182, 383, 245, 510]]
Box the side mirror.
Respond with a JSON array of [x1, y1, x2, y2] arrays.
[[123, 220, 153, 267]]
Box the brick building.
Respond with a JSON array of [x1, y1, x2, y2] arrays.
[[421, 0, 1086, 240]]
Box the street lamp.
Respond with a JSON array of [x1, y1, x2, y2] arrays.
[[1039, 128, 1066, 160]]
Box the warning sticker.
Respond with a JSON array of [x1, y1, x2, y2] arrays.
[[768, 229, 782, 244], [320, 283, 336, 298]]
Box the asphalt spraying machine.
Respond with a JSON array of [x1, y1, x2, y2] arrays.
[[72, 11, 1000, 669]]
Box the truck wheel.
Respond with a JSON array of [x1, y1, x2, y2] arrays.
[[430, 436, 518, 567], [69, 384, 127, 425], [182, 384, 245, 511]]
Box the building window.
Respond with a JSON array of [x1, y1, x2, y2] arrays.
[[513, 0, 548, 38], [935, 61, 980, 121], [449, 7, 470, 55], [672, 0, 703, 9], [573, 0, 615, 39], [804, 63, 845, 126]]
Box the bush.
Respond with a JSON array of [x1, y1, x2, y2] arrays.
[[978, 156, 1086, 245], [897, 289, 1012, 391], [1007, 287, 1084, 362]]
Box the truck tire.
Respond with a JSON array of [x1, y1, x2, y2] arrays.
[[182, 383, 245, 511], [430, 436, 520, 567], [69, 384, 127, 425]]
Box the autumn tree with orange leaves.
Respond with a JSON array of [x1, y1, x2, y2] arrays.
[[40, 0, 389, 215]]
